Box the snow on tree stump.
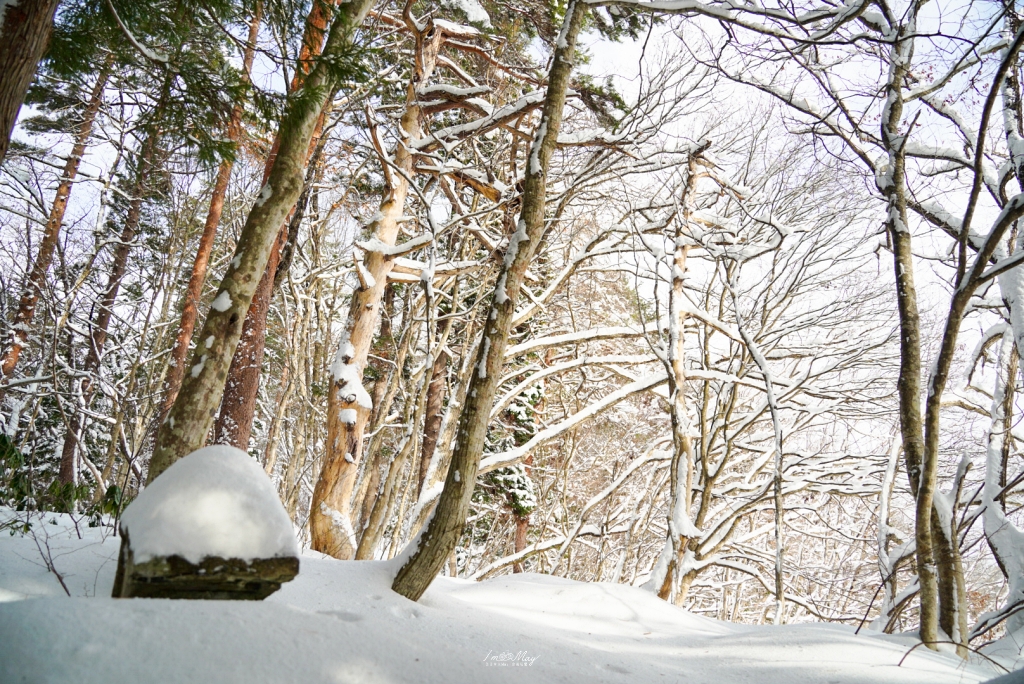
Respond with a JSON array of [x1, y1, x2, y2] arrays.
[[112, 446, 300, 600]]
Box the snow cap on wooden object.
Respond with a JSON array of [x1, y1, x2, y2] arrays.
[[121, 445, 299, 564]]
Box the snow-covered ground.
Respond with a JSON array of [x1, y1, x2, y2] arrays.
[[0, 509, 1019, 684]]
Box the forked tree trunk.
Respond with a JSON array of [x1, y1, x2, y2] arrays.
[[916, 28, 1024, 653], [213, 134, 323, 448], [155, 5, 261, 426], [391, 0, 587, 601], [310, 16, 446, 559], [146, 0, 374, 483], [0, 0, 60, 166], [874, 9, 936, 647], [212, 0, 338, 449], [1, 63, 110, 380]]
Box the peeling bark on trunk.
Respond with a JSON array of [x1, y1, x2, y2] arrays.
[[310, 16, 447, 559], [0, 0, 59, 166], [147, 0, 375, 483], [2, 64, 110, 381], [391, 1, 586, 601]]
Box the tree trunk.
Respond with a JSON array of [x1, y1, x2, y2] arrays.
[[212, 218, 286, 449], [0, 0, 60, 166], [146, 0, 375, 483], [310, 16, 446, 559], [648, 145, 705, 603], [933, 507, 968, 655], [512, 515, 529, 573], [512, 455, 532, 573], [1, 63, 110, 380], [212, 0, 342, 450], [983, 332, 1024, 635], [213, 132, 324, 449], [354, 287, 406, 533], [418, 343, 448, 492], [155, 5, 261, 427], [916, 25, 1024, 646], [873, 8, 937, 647], [391, 0, 587, 601]]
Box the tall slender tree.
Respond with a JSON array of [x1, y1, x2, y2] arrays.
[[392, 0, 588, 601], [147, 0, 375, 483], [155, 3, 262, 427], [1, 58, 110, 382], [213, 0, 340, 451]]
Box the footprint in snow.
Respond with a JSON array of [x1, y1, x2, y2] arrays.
[[323, 610, 364, 622], [388, 605, 423, 619]]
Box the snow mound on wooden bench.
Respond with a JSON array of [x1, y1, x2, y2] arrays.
[[121, 446, 298, 564]]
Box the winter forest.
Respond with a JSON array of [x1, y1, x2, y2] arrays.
[[1, 0, 1024, 680]]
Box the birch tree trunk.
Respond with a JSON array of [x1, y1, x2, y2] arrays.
[[646, 145, 705, 603], [146, 0, 374, 483], [392, 0, 587, 601], [1, 61, 110, 381]]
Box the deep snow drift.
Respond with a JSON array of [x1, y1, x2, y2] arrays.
[[1, 509, 1020, 683]]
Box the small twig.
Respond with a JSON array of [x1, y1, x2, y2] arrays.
[[854, 580, 887, 635], [897, 640, 1009, 673], [30, 528, 71, 597], [855, 563, 908, 634]]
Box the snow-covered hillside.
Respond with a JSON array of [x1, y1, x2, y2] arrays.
[[0, 510, 1017, 684]]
